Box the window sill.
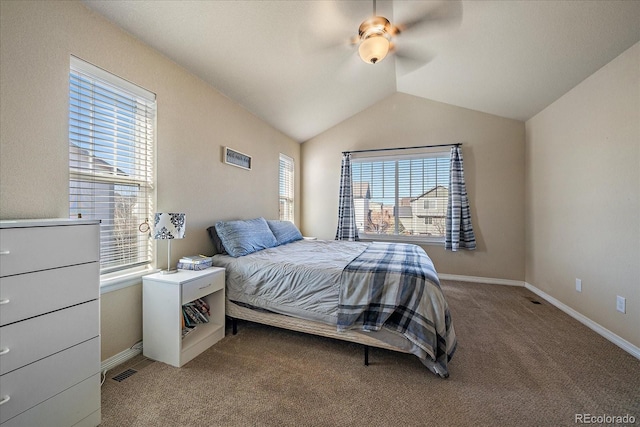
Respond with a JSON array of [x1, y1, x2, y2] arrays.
[[358, 234, 445, 246], [100, 266, 159, 294]]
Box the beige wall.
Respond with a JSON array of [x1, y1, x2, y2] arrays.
[[301, 92, 526, 281], [525, 42, 639, 348], [3, 0, 634, 361], [0, 1, 300, 360]]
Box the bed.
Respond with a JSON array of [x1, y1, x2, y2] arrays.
[[208, 218, 457, 378]]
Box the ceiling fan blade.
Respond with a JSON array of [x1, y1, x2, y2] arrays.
[[394, 0, 463, 35], [394, 45, 436, 76], [296, 0, 364, 55], [335, 50, 366, 83]]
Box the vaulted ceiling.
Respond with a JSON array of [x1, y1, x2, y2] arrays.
[[83, 0, 640, 142]]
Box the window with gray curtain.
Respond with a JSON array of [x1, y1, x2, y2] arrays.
[[69, 56, 156, 276], [351, 150, 450, 243]]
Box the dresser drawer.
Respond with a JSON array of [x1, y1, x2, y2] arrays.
[[0, 300, 99, 375], [0, 262, 99, 326], [0, 224, 99, 277], [0, 374, 100, 427], [0, 337, 99, 424], [181, 270, 224, 305]]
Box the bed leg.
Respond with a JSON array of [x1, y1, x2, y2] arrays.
[[232, 317, 237, 335], [364, 345, 369, 366]]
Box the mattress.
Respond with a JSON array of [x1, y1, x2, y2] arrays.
[[212, 239, 368, 325]]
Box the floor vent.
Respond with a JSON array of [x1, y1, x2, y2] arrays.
[[525, 296, 542, 305], [112, 368, 137, 382]]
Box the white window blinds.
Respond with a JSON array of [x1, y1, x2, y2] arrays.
[[69, 56, 156, 275], [279, 154, 294, 222], [351, 151, 450, 241]]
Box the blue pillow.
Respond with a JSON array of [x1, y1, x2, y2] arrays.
[[214, 217, 278, 257], [267, 220, 303, 246]]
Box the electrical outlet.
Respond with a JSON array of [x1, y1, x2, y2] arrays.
[[616, 296, 626, 313], [575, 278, 582, 293]]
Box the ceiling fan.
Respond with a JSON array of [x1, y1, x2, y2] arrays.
[[355, 1, 398, 64], [353, 0, 462, 66]]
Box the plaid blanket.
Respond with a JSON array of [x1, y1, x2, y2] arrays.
[[337, 242, 457, 377]]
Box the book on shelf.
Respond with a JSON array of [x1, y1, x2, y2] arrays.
[[182, 326, 195, 338], [182, 309, 195, 328], [182, 299, 210, 325], [194, 299, 210, 322], [193, 298, 210, 316], [183, 306, 201, 325], [186, 304, 209, 323]]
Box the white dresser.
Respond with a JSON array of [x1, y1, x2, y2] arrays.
[[0, 219, 101, 427]]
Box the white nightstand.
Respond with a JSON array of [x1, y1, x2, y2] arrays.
[[142, 267, 225, 367]]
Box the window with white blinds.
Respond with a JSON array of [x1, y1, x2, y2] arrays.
[[279, 154, 294, 222], [351, 150, 450, 242], [69, 56, 156, 275]]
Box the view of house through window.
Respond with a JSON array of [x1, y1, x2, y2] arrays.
[[352, 151, 450, 242], [279, 154, 294, 222], [69, 56, 156, 275]]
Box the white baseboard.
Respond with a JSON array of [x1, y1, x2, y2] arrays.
[[439, 273, 524, 287], [524, 282, 640, 360], [101, 342, 143, 373]]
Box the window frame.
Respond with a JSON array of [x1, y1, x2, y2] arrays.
[[279, 153, 295, 222], [351, 149, 450, 245], [68, 56, 156, 289]]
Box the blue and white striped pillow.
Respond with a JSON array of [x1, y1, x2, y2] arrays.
[[267, 220, 303, 246], [214, 217, 278, 257]]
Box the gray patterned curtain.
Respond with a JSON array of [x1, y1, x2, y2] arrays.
[[335, 153, 359, 241], [446, 146, 476, 251]]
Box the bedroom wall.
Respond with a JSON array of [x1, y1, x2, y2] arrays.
[[0, 1, 300, 360], [525, 42, 639, 348], [300, 92, 526, 281]]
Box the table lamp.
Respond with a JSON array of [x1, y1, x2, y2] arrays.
[[153, 212, 186, 274]]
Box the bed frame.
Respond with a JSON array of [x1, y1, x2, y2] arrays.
[[226, 299, 410, 366]]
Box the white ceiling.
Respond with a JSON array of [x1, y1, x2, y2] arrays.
[[83, 0, 640, 142]]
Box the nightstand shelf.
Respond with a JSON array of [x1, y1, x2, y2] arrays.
[[143, 267, 225, 367]]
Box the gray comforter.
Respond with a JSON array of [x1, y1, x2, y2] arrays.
[[213, 239, 456, 376]]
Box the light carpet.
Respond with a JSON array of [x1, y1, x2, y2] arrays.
[[100, 281, 640, 426]]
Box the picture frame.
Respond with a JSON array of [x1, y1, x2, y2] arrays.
[[223, 146, 252, 170]]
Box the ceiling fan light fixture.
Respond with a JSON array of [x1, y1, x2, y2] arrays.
[[358, 35, 390, 64], [357, 16, 392, 64]]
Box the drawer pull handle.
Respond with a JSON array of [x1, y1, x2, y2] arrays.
[[198, 284, 212, 290], [0, 395, 9, 406], [0, 299, 9, 305], [0, 348, 9, 356], [0, 251, 9, 255]]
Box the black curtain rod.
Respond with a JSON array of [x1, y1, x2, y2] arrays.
[[343, 143, 461, 155]]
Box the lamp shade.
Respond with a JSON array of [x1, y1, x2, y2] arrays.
[[358, 35, 390, 64], [153, 213, 186, 240]]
